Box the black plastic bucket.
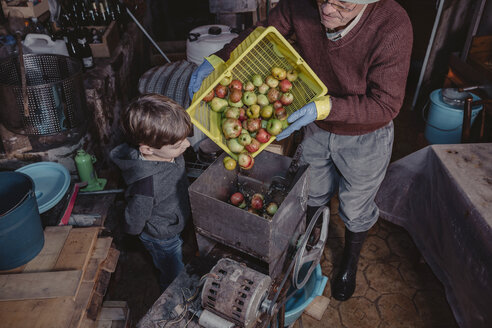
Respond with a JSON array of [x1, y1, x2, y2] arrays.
[[0, 171, 45, 270]]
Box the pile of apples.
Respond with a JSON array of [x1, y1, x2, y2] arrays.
[[230, 191, 279, 218], [203, 66, 299, 169]]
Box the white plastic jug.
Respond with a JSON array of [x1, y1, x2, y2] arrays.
[[23, 34, 69, 57]]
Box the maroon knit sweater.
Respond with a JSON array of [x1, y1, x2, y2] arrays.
[[215, 0, 413, 135]]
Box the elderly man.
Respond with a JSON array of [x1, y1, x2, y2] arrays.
[[189, 0, 412, 301]]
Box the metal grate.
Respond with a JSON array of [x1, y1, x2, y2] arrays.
[[0, 54, 87, 136]]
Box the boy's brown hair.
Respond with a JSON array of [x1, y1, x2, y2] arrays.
[[121, 94, 192, 148]]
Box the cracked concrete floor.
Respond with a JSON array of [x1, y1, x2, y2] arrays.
[[300, 202, 459, 328]]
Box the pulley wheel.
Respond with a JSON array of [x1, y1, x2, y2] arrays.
[[292, 206, 329, 289]]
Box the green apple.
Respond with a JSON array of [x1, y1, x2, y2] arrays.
[[224, 107, 240, 119], [258, 83, 269, 94], [261, 105, 273, 119], [251, 74, 263, 87], [210, 97, 228, 112], [247, 104, 261, 118], [257, 94, 269, 107], [238, 133, 252, 146], [242, 91, 257, 106], [227, 138, 245, 153], [220, 75, 232, 86], [267, 118, 283, 136], [228, 98, 244, 108]]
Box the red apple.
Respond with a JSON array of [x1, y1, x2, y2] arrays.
[[279, 79, 292, 93], [238, 152, 254, 169], [246, 118, 261, 132], [203, 89, 214, 102], [275, 107, 287, 120], [245, 138, 261, 153], [215, 84, 228, 98], [256, 128, 271, 143], [224, 107, 240, 119], [280, 92, 294, 106], [229, 89, 242, 103], [230, 192, 244, 206], [273, 100, 283, 109], [251, 193, 264, 210], [222, 118, 242, 139], [229, 79, 243, 91], [267, 88, 280, 103], [238, 108, 247, 122]]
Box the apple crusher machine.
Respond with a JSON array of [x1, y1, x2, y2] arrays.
[[188, 150, 329, 328]]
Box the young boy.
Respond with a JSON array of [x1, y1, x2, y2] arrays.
[[110, 94, 192, 291]]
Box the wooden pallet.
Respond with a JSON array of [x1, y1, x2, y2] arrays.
[[0, 226, 121, 328]]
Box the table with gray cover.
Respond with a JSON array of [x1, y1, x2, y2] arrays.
[[375, 143, 492, 327]]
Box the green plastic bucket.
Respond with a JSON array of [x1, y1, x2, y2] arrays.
[[424, 89, 482, 144], [0, 171, 45, 270]]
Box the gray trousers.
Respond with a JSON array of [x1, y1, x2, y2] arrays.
[[300, 121, 394, 232]]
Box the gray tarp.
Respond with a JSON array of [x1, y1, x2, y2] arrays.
[[375, 143, 492, 328]]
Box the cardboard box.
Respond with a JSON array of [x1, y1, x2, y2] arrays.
[[89, 21, 119, 58], [1, 0, 49, 18]]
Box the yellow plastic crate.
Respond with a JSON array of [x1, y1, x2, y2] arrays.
[[186, 26, 328, 160]]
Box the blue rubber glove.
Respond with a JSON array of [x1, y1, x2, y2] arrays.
[[188, 59, 214, 101], [276, 102, 318, 141]]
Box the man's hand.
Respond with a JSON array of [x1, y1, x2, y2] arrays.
[[188, 59, 214, 101], [276, 102, 319, 140]]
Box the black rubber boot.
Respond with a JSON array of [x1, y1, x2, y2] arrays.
[[331, 228, 368, 301]]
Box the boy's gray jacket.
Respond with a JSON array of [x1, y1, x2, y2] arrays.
[[110, 143, 191, 239]]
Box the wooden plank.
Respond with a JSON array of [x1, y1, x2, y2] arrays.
[[69, 281, 95, 328], [91, 238, 113, 259], [0, 297, 76, 328], [0, 270, 82, 301], [303, 295, 330, 321], [97, 307, 127, 321], [54, 227, 100, 271], [24, 226, 72, 272], [101, 248, 120, 273]]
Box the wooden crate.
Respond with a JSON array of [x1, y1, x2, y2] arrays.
[[0, 226, 122, 328], [1, 0, 49, 18], [89, 21, 120, 58]]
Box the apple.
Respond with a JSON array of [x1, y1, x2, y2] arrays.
[[258, 83, 269, 94], [279, 79, 292, 93], [267, 88, 280, 103], [224, 107, 240, 119], [273, 100, 283, 109], [229, 89, 243, 103], [251, 193, 264, 210], [238, 108, 247, 122], [228, 98, 243, 108], [230, 192, 245, 206], [246, 118, 261, 132], [280, 92, 294, 106], [242, 91, 257, 106], [287, 69, 298, 82], [238, 152, 254, 169], [220, 75, 232, 86], [245, 138, 261, 153], [238, 133, 252, 146], [222, 118, 242, 139], [271, 67, 287, 80], [261, 119, 268, 129], [251, 74, 263, 87], [281, 118, 289, 129], [223, 156, 237, 170], [227, 138, 244, 153], [266, 202, 278, 215], [244, 81, 255, 92], [229, 79, 243, 91], [275, 107, 287, 120], [257, 94, 269, 107], [246, 104, 261, 119], [203, 89, 214, 102], [267, 118, 283, 136], [265, 75, 279, 88], [210, 97, 228, 112], [261, 105, 274, 119], [215, 84, 228, 98], [256, 128, 271, 143]]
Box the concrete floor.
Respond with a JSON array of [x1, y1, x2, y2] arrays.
[[104, 94, 460, 327]]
